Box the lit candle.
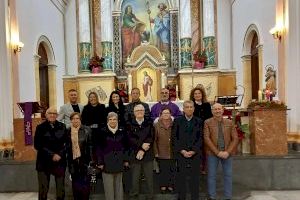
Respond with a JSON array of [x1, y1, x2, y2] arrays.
[[258, 90, 262, 101], [176, 85, 178, 92]]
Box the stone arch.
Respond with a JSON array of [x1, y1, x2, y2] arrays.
[[241, 24, 263, 107], [34, 35, 57, 108], [243, 24, 263, 55]]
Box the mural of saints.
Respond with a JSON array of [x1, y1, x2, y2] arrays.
[[121, 0, 171, 63]]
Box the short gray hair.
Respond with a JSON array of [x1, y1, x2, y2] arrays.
[[183, 100, 194, 107], [134, 104, 145, 111], [107, 112, 118, 121]]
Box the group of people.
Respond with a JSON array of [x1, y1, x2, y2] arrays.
[[34, 86, 238, 200]]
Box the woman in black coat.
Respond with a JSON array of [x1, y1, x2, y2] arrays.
[[106, 91, 126, 127], [66, 112, 93, 200], [190, 86, 213, 174], [96, 112, 129, 200], [81, 92, 107, 155]]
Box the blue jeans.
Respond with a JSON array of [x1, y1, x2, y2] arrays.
[[207, 155, 232, 199]]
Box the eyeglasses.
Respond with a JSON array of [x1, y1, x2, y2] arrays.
[[134, 109, 145, 112], [161, 92, 169, 94]]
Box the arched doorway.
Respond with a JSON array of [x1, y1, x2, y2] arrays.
[[242, 24, 263, 106], [250, 33, 259, 100], [38, 44, 49, 109], [35, 35, 57, 109]]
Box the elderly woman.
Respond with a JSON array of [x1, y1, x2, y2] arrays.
[[127, 104, 154, 200], [66, 112, 93, 200], [97, 112, 129, 200], [154, 107, 175, 193]]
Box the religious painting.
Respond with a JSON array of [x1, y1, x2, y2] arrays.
[[121, 0, 171, 65], [137, 67, 157, 102]]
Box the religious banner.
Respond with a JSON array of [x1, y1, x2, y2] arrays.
[[24, 102, 33, 145]]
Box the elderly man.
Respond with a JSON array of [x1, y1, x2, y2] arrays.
[[57, 89, 83, 128], [128, 104, 154, 200], [124, 87, 151, 124], [204, 103, 238, 200], [150, 88, 182, 123], [172, 100, 202, 200], [34, 107, 67, 200]]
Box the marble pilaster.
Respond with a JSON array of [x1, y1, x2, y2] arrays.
[[0, 0, 14, 160], [78, 0, 92, 73], [202, 0, 217, 68], [179, 0, 192, 69], [242, 55, 252, 107]]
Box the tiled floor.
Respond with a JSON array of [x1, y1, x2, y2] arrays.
[[0, 191, 299, 200]]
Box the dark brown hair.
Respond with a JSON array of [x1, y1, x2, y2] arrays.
[[189, 86, 208, 103], [70, 112, 81, 120]]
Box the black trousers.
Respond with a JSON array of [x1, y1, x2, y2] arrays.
[[176, 160, 200, 200], [71, 173, 91, 200], [157, 159, 175, 187], [37, 171, 65, 200]]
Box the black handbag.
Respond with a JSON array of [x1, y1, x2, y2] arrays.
[[87, 162, 100, 184]]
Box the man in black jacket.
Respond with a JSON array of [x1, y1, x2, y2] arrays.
[[128, 104, 154, 200], [172, 100, 203, 200], [34, 107, 67, 200]]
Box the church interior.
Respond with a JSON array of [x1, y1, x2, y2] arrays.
[[1, 0, 300, 198]]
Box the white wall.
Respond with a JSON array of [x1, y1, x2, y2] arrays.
[[217, 0, 232, 69], [65, 0, 78, 75], [15, 0, 65, 107], [285, 0, 300, 132], [232, 0, 277, 91]]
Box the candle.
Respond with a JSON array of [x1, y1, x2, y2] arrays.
[[258, 90, 262, 101], [176, 85, 178, 92]]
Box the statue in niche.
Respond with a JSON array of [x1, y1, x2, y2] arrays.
[[143, 71, 153, 102], [265, 64, 277, 96]]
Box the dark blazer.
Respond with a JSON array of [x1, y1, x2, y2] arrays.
[[193, 101, 213, 122], [127, 119, 154, 162], [96, 126, 129, 173], [34, 120, 67, 175], [124, 100, 151, 125], [171, 116, 203, 163], [66, 125, 93, 175]]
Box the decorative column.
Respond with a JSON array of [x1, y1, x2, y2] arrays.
[[0, 0, 14, 160], [203, 0, 217, 68], [78, 0, 92, 73], [47, 64, 57, 107], [112, 11, 123, 75], [34, 54, 41, 102], [161, 71, 167, 88], [242, 55, 252, 107], [179, 0, 192, 69], [169, 9, 180, 73], [101, 0, 113, 71], [257, 44, 263, 90]]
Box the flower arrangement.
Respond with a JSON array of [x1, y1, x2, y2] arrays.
[[193, 49, 207, 63], [248, 99, 287, 109], [88, 55, 104, 73]]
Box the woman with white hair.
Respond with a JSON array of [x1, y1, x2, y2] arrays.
[[96, 112, 129, 200]]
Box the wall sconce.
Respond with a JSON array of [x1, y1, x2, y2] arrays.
[[269, 26, 282, 41], [13, 41, 24, 53]]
